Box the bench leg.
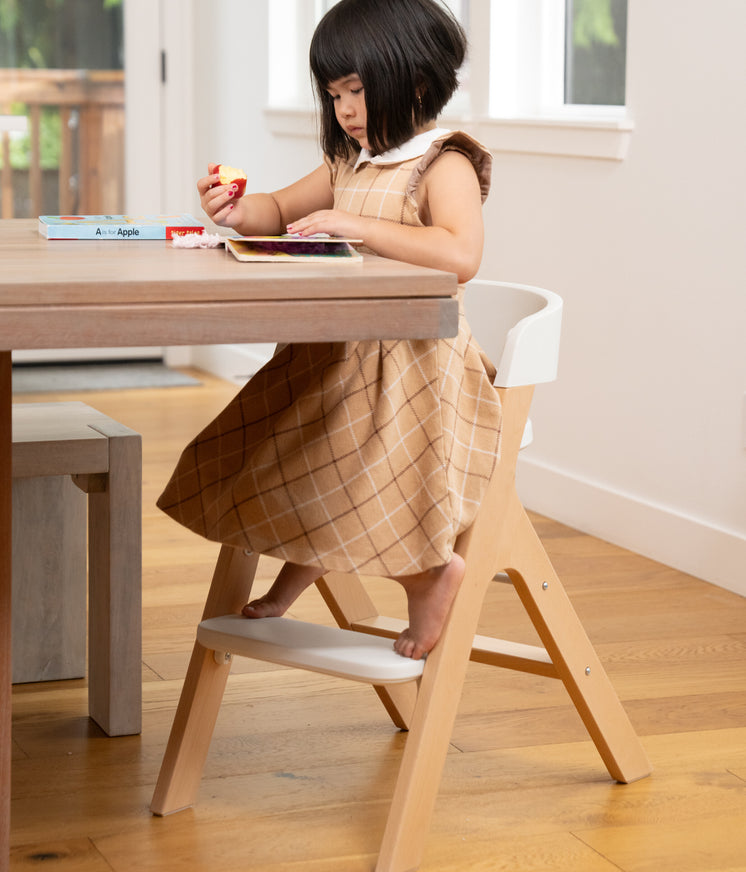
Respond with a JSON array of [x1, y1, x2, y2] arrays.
[[12, 476, 86, 683], [86, 426, 142, 736]]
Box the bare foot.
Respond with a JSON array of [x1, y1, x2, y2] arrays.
[[241, 594, 287, 618], [242, 562, 321, 619], [393, 553, 465, 660]]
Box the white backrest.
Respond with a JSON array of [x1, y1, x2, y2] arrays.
[[464, 280, 563, 388]]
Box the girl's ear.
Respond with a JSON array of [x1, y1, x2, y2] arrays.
[[415, 85, 426, 119], [416, 80, 429, 107]]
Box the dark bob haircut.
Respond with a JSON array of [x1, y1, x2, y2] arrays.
[[310, 0, 467, 160]]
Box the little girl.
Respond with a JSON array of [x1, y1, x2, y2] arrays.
[[157, 0, 502, 660]]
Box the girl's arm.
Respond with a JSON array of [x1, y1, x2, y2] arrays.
[[287, 151, 485, 283], [198, 163, 334, 234]]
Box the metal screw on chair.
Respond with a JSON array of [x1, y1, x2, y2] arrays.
[[585, 667, 592, 676], [542, 581, 549, 590]]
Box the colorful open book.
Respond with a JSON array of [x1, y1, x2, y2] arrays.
[[226, 235, 363, 263]]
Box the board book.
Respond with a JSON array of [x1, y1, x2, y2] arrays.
[[226, 235, 363, 263], [38, 214, 205, 240]]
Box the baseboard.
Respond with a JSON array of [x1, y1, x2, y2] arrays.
[[178, 344, 275, 386], [517, 455, 746, 598]]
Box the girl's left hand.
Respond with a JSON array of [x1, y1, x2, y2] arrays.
[[286, 209, 366, 239]]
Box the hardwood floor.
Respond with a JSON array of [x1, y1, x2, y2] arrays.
[[10, 370, 746, 872]]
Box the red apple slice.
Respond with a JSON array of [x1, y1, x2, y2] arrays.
[[215, 164, 247, 197]]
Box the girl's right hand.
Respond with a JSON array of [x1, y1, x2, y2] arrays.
[[197, 162, 244, 228]]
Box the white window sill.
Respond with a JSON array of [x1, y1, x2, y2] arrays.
[[455, 115, 633, 161], [265, 106, 633, 162], [264, 106, 318, 139]]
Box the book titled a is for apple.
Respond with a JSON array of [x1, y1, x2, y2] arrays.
[[38, 214, 205, 240]]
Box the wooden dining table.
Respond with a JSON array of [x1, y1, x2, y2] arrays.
[[0, 218, 458, 868]]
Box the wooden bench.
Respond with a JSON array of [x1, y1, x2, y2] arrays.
[[12, 401, 141, 736]]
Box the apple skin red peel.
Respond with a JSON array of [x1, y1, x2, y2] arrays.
[[214, 164, 247, 198]]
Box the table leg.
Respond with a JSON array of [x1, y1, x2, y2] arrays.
[[1, 350, 12, 871]]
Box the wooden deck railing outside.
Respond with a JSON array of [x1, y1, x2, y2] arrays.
[[0, 69, 124, 218]]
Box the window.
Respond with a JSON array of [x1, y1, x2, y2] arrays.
[[468, 0, 627, 119], [565, 0, 627, 107]]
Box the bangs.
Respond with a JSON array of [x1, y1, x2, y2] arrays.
[[309, 23, 357, 90]]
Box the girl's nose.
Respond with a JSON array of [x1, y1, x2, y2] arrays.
[[338, 97, 354, 117]]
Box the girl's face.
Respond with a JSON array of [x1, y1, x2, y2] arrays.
[[326, 74, 369, 150]]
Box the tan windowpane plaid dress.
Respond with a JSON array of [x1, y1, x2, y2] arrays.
[[157, 131, 501, 577]]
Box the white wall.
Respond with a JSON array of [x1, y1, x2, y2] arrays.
[[479, 0, 746, 595], [174, 0, 746, 594]]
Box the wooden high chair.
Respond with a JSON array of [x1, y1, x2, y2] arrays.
[[150, 280, 651, 872]]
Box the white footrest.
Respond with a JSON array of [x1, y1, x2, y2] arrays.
[[197, 615, 425, 685]]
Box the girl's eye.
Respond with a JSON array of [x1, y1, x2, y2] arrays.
[[351, 87, 363, 95]]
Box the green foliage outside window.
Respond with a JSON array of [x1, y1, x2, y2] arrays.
[[1, 102, 60, 170], [566, 0, 627, 106], [0, 0, 123, 69], [572, 0, 619, 49]]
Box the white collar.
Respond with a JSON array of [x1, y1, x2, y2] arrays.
[[354, 127, 451, 169]]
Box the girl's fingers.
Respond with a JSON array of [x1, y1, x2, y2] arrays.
[[197, 174, 220, 195], [201, 187, 232, 214], [287, 214, 321, 235]]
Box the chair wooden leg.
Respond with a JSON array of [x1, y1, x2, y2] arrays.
[[374, 576, 490, 870], [86, 422, 142, 736], [506, 507, 651, 784], [316, 571, 418, 730], [150, 545, 259, 815], [374, 455, 511, 872]]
